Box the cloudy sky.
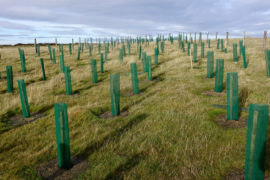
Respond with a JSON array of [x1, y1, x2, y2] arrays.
[[0, 0, 269, 44]]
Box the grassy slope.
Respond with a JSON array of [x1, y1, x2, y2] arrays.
[[0, 38, 269, 179]]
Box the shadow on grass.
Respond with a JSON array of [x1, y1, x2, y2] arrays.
[[79, 113, 148, 158], [0, 104, 54, 134], [104, 152, 144, 180]]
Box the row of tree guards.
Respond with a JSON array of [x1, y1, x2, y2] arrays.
[[2, 32, 270, 179]]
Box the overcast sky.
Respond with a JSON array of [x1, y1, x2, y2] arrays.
[[0, 0, 269, 44]]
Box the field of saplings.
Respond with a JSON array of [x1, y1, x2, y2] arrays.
[[0, 35, 270, 179]]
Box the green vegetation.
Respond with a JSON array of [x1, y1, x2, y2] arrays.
[[0, 38, 269, 179]]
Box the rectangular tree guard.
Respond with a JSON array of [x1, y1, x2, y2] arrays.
[[53, 48, 56, 64], [265, 50, 270, 77], [242, 46, 247, 68], [64, 66, 72, 95], [48, 45, 52, 60], [77, 46, 80, 60], [154, 47, 159, 65], [17, 79, 30, 118], [226, 72, 239, 120], [193, 44, 197, 62], [40, 58, 46, 80], [214, 59, 224, 92], [6, 66, 13, 93], [245, 104, 269, 180], [130, 63, 140, 94], [110, 74, 120, 116], [201, 42, 205, 58], [54, 103, 71, 169], [69, 43, 72, 55], [147, 56, 152, 81], [60, 54, 65, 73], [142, 52, 147, 72], [239, 40, 243, 57], [100, 53, 104, 73], [233, 43, 238, 62], [91, 59, 98, 83], [207, 51, 214, 78]]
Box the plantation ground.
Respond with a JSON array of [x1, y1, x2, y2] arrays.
[[0, 38, 270, 179]]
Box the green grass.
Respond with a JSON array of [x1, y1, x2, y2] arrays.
[[0, 38, 269, 179]]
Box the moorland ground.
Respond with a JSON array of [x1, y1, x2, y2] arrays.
[[0, 38, 269, 179]]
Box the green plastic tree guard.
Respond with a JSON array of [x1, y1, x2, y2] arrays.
[[18, 48, 26, 72], [130, 63, 140, 94], [227, 72, 239, 120], [147, 56, 152, 81], [265, 50, 270, 77], [214, 59, 224, 92], [48, 45, 52, 60], [122, 44, 126, 56], [91, 59, 98, 83], [233, 43, 238, 62], [182, 42, 185, 52], [128, 42, 131, 55], [40, 58, 46, 80], [193, 44, 197, 62], [53, 48, 56, 64], [245, 104, 269, 180], [207, 51, 214, 78], [37, 44, 40, 57], [201, 42, 205, 58], [154, 48, 159, 65], [17, 79, 30, 118], [69, 43, 72, 55], [64, 66, 72, 95], [6, 66, 13, 93], [242, 46, 247, 68], [187, 42, 191, 56], [89, 46, 92, 57], [77, 46, 80, 60], [161, 41, 164, 53], [60, 54, 65, 73], [54, 103, 71, 169], [110, 74, 120, 116], [100, 54, 104, 73], [217, 39, 220, 49], [208, 39, 211, 48], [138, 46, 142, 59], [239, 40, 243, 57], [142, 52, 147, 72], [221, 39, 224, 52]]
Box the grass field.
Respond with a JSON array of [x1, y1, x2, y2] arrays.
[[0, 37, 269, 179]]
